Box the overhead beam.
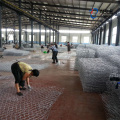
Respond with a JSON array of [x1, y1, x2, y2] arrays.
[[45, 15, 100, 21], [8, 1, 113, 12], [93, 8, 120, 31], [0, 0, 57, 31], [76, 0, 120, 3], [21, 8, 109, 18]]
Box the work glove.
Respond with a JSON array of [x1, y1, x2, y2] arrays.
[[28, 85, 32, 89]]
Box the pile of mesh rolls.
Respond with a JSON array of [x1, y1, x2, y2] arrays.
[[77, 58, 118, 92], [3, 49, 30, 56], [101, 73, 120, 120]]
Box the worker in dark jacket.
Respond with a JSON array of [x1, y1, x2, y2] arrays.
[[49, 44, 58, 63], [11, 62, 39, 96]]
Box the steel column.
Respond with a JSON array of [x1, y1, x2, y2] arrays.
[[39, 11, 41, 45], [96, 30, 99, 44], [115, 15, 120, 46], [0, 5, 2, 48], [49, 28, 51, 44], [19, 0, 21, 48], [13, 20, 16, 44], [31, 20, 33, 48], [95, 33, 97, 44], [58, 26, 59, 44], [108, 19, 112, 45], [45, 26, 47, 46], [5, 19, 8, 44], [99, 27, 102, 45], [103, 24, 106, 44], [31, 4, 33, 48], [14, 29, 16, 44], [25, 25, 27, 43], [19, 15, 21, 48], [39, 24, 41, 45]]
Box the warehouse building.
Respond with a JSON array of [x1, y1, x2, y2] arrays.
[[0, 0, 120, 120]]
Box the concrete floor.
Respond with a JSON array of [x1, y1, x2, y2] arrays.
[[0, 47, 106, 120]]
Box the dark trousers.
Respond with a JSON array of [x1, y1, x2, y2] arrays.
[[53, 51, 58, 63], [11, 62, 25, 87]]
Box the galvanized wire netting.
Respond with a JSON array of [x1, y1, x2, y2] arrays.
[[0, 76, 64, 120], [0, 62, 49, 72], [75, 47, 95, 70], [101, 73, 120, 120], [77, 58, 118, 92], [3, 49, 30, 56]]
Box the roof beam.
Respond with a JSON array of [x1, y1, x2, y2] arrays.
[[0, 0, 57, 31], [8, 1, 113, 13], [43, 15, 100, 21]]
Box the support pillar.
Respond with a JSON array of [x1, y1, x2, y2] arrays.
[[115, 15, 120, 46], [31, 20, 33, 48], [53, 31, 54, 42], [19, 15, 22, 48], [108, 19, 112, 45], [0, 5, 2, 48], [99, 27, 102, 45], [25, 25, 27, 43], [103, 24, 106, 44], [5, 19, 7, 44], [45, 26, 47, 46], [58, 26, 59, 44], [39, 11, 42, 45], [39, 24, 41, 45], [19, 0, 21, 48], [31, 4, 33, 48], [49, 29, 51, 44]]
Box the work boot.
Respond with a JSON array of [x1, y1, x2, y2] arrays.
[[17, 92, 23, 96]]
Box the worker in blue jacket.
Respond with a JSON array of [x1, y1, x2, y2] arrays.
[[49, 44, 58, 64]]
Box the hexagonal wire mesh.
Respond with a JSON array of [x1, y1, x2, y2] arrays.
[[0, 76, 64, 120]]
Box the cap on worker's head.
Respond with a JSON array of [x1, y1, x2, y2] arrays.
[[32, 69, 40, 77]]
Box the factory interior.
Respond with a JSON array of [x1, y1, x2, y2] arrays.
[[0, 0, 120, 120]]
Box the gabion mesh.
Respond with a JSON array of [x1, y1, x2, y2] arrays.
[[0, 76, 63, 120], [0, 62, 49, 72], [75, 47, 95, 70], [22, 48, 37, 51], [58, 47, 67, 53], [101, 73, 120, 120], [77, 58, 118, 92], [0, 48, 4, 52], [3, 49, 30, 56], [103, 55, 120, 68]]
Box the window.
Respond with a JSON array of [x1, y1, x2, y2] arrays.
[[72, 36, 78, 43], [29, 35, 34, 41], [41, 35, 45, 41], [105, 30, 109, 44], [83, 37, 90, 43], [8, 34, 13, 40], [2, 34, 4, 37], [112, 26, 117, 45], [51, 36, 53, 42], [21, 35, 24, 41], [61, 36, 67, 42]]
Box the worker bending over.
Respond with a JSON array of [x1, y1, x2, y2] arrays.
[[11, 61, 39, 96]]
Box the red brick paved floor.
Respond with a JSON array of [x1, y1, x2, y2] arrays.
[[39, 60, 106, 120], [0, 54, 106, 120]]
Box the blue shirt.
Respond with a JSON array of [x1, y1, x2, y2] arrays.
[[49, 45, 58, 52]]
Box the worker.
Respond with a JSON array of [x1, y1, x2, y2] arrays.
[[49, 44, 58, 64], [55, 42, 58, 48], [11, 61, 39, 96], [67, 42, 71, 54]]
